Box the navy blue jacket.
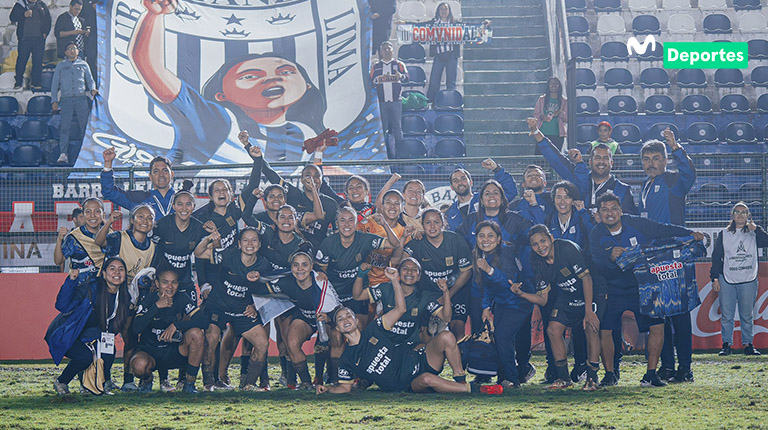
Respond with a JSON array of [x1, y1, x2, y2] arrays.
[[445, 167, 518, 231], [45, 276, 97, 365], [480, 245, 534, 311], [639, 147, 696, 226]]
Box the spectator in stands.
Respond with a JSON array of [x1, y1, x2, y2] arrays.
[[425, 2, 460, 103], [54, 0, 89, 60], [444, 159, 517, 232], [371, 41, 408, 159], [711, 203, 766, 357], [591, 122, 621, 155], [100, 149, 175, 217], [370, 0, 396, 53], [533, 77, 568, 153], [51, 42, 97, 164], [78, 0, 98, 83], [10, 0, 51, 90]]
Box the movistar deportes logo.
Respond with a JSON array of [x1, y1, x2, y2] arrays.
[[626, 35, 657, 55]]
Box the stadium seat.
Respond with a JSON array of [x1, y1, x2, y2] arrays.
[[719, 94, 750, 113], [637, 42, 663, 61], [703, 14, 732, 33], [18, 119, 49, 141], [645, 123, 680, 141], [680, 94, 713, 114], [26, 95, 52, 116], [601, 41, 629, 62], [757, 94, 768, 113], [763, 124, 768, 142], [699, 0, 727, 10], [432, 90, 463, 110], [446, 1, 461, 19], [640, 68, 670, 88], [725, 122, 757, 144], [571, 42, 593, 61], [576, 124, 598, 144], [667, 14, 697, 33], [694, 183, 731, 203], [676, 69, 707, 88], [10, 144, 44, 167], [737, 183, 762, 203], [644, 95, 675, 114], [568, 16, 590, 37], [396, 138, 427, 159], [663, 0, 690, 10], [750, 66, 768, 87], [401, 90, 427, 111], [594, 0, 621, 12], [403, 66, 426, 87], [597, 15, 626, 35], [576, 96, 600, 115], [607, 95, 638, 115], [33, 71, 54, 93], [687, 122, 719, 144], [748, 39, 768, 60], [632, 15, 661, 35], [393, 164, 426, 176], [433, 114, 464, 135], [402, 114, 428, 136], [434, 138, 466, 157], [612, 123, 642, 144], [604, 68, 634, 89], [398, 1, 427, 21], [575, 68, 597, 89], [714, 69, 744, 87], [734, 0, 762, 10], [566, 0, 587, 12], [739, 12, 768, 32], [0, 120, 14, 142], [0, 96, 19, 116], [629, 0, 656, 11], [398, 44, 426, 63]]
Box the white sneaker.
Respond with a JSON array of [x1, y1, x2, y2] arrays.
[[53, 380, 70, 396], [56, 154, 69, 164], [160, 379, 176, 392]]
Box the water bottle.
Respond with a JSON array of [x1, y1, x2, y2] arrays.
[[316, 320, 329, 343]]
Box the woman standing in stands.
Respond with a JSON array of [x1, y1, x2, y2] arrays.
[[426, 2, 460, 103], [54, 197, 107, 279], [534, 77, 568, 153], [711, 202, 767, 356], [47, 257, 132, 395]]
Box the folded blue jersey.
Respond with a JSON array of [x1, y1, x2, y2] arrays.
[[616, 236, 706, 318]]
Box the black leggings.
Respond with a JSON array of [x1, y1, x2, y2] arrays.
[[57, 340, 115, 384]]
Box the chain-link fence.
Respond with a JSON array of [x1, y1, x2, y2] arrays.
[[1, 152, 765, 271]]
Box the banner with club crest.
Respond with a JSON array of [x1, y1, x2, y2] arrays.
[[79, 0, 386, 172]]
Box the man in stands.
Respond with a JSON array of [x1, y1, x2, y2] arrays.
[[444, 159, 517, 231], [100, 148, 176, 218], [371, 41, 408, 159], [638, 128, 698, 383], [54, 0, 89, 60], [10, 0, 51, 90]]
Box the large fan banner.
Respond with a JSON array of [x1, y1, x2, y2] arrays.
[[78, 0, 386, 171]]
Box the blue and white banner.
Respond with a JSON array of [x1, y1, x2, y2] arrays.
[[80, 0, 386, 171]]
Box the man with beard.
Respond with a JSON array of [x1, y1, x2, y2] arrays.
[[509, 163, 554, 221], [527, 118, 637, 215], [101, 149, 176, 218], [444, 159, 517, 231]]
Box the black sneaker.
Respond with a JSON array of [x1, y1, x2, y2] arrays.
[[718, 342, 732, 356], [744, 344, 762, 356], [657, 367, 675, 382], [599, 371, 618, 387], [520, 363, 536, 383], [542, 365, 557, 384], [570, 363, 587, 383], [669, 368, 694, 383], [640, 372, 667, 388], [614, 367, 620, 381]]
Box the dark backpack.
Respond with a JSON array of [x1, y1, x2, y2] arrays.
[[457, 320, 498, 377]]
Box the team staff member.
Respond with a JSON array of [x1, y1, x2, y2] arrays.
[[101, 149, 176, 218], [517, 226, 601, 390], [476, 221, 534, 389], [445, 159, 517, 231], [528, 118, 637, 215], [195, 227, 273, 391], [589, 192, 703, 387], [130, 269, 207, 393], [317, 269, 498, 394], [54, 197, 108, 278], [404, 208, 472, 341], [48, 258, 132, 395]]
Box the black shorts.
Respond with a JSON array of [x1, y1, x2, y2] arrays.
[[451, 286, 469, 323], [594, 292, 609, 322], [549, 306, 585, 327], [416, 348, 442, 376], [138, 345, 186, 370], [602, 290, 664, 333], [206, 306, 263, 335], [292, 308, 318, 332], [178, 284, 197, 305]]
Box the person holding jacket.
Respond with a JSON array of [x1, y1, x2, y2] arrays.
[[711, 202, 767, 357]]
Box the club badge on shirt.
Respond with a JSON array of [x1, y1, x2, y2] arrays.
[[445, 256, 454, 266]]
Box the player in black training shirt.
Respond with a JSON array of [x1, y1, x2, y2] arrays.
[[130, 269, 207, 393], [343, 175, 377, 220], [151, 191, 211, 303], [513, 225, 601, 390], [195, 227, 273, 391], [403, 208, 473, 340], [317, 268, 500, 394]]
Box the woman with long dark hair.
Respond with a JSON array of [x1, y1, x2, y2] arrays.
[[47, 257, 132, 395], [425, 2, 460, 102], [533, 77, 568, 153]]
